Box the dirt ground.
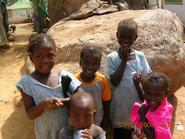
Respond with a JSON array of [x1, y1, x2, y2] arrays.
[[0, 23, 184, 139]]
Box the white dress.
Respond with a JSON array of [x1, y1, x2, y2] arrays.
[[104, 50, 151, 128], [16, 70, 81, 139]]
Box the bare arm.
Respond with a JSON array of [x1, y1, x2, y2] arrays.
[[110, 60, 127, 86], [19, 89, 69, 120], [135, 83, 144, 102], [140, 117, 155, 139], [101, 101, 111, 128], [20, 89, 46, 120], [139, 105, 155, 139], [110, 47, 133, 86], [133, 74, 144, 102]]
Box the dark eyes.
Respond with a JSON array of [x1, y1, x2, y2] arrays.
[[145, 92, 162, 97], [119, 34, 135, 40], [82, 61, 100, 66], [48, 54, 56, 59], [36, 54, 55, 59], [71, 114, 92, 119], [36, 55, 42, 58], [71, 115, 79, 119]]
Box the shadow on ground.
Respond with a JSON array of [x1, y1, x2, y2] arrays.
[[1, 98, 35, 139]]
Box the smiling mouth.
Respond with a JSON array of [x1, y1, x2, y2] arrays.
[[122, 44, 129, 47], [150, 101, 157, 105], [40, 65, 51, 70], [41, 65, 49, 69], [85, 70, 94, 74]]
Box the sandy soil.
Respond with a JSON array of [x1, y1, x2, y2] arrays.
[[0, 23, 184, 139]]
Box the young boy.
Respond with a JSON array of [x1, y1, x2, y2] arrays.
[[75, 45, 112, 126], [104, 19, 151, 139], [60, 91, 106, 139]]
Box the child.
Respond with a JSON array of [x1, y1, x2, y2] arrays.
[[130, 72, 173, 139], [75, 45, 112, 126], [60, 90, 106, 139], [104, 19, 151, 139], [16, 34, 81, 139]]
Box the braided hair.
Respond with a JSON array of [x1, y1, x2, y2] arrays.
[[141, 72, 169, 96], [27, 33, 56, 54]]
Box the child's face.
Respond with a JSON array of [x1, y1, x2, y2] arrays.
[[70, 105, 95, 130], [117, 27, 137, 48], [143, 82, 166, 110], [30, 43, 56, 74], [80, 54, 101, 78]]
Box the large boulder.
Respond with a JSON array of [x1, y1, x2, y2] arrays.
[[48, 0, 97, 25], [48, 0, 129, 25], [47, 9, 185, 94], [48, 0, 158, 26]]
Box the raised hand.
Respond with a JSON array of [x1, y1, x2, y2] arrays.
[[81, 129, 93, 139], [43, 97, 70, 111], [118, 47, 132, 60], [133, 73, 142, 86]]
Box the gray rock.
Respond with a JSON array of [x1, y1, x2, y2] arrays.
[[47, 9, 184, 94], [25, 9, 184, 95], [48, 0, 128, 25]]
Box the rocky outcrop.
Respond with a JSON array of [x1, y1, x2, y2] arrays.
[[48, 0, 89, 25], [47, 9, 185, 94], [48, 0, 158, 26], [48, 0, 128, 25]]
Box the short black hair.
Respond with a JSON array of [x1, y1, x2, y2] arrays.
[[69, 90, 95, 109], [141, 72, 169, 95], [80, 45, 102, 60], [117, 19, 138, 35], [27, 33, 56, 54]]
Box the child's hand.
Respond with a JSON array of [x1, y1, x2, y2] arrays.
[[43, 98, 70, 111], [138, 105, 150, 122], [118, 47, 132, 60], [133, 73, 144, 102], [133, 73, 142, 86], [81, 129, 93, 139]]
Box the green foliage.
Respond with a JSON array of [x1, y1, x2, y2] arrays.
[[165, 0, 183, 5]]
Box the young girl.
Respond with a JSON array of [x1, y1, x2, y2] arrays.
[[104, 19, 151, 139], [130, 72, 173, 139], [16, 34, 80, 139]]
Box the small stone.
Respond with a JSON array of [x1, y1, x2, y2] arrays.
[[176, 122, 184, 131]]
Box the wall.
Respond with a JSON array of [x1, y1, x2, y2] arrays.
[[163, 0, 185, 24], [7, 0, 33, 24], [8, 8, 33, 24]]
